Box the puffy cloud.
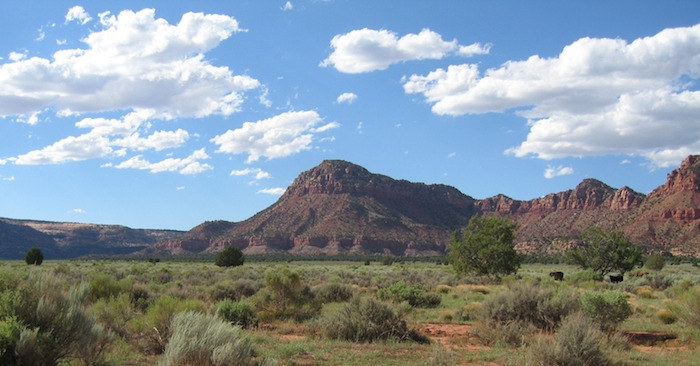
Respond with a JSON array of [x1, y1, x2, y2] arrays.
[[544, 165, 574, 179], [211, 111, 339, 163], [282, 2, 293, 11], [405, 24, 700, 168], [65, 6, 92, 25], [336, 92, 358, 104], [230, 167, 272, 180], [114, 148, 212, 175], [321, 28, 489, 73], [14, 132, 114, 165], [258, 187, 286, 195], [113, 129, 190, 151], [0, 8, 259, 119]]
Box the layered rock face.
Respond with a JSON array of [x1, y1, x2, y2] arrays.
[[161, 156, 700, 257], [4, 155, 700, 258], [158, 160, 478, 256]]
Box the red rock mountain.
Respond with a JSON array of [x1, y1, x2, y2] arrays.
[[159, 156, 700, 257], [158, 160, 478, 256]]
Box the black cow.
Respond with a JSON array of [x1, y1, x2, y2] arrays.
[[549, 271, 564, 281], [609, 274, 624, 283]]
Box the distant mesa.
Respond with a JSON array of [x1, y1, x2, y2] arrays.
[[2, 155, 700, 258]]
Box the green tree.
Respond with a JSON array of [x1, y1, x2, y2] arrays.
[[214, 246, 244, 268], [24, 247, 43, 266], [448, 215, 521, 278], [645, 254, 666, 271], [566, 227, 643, 278]]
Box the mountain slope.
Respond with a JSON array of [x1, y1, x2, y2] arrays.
[[158, 160, 478, 256], [160, 156, 700, 257]]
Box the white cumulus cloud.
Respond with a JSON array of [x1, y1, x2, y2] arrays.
[[321, 28, 490, 73], [404, 24, 700, 168], [282, 2, 293, 11], [211, 111, 339, 163], [230, 167, 272, 180], [258, 187, 286, 195], [114, 148, 212, 175], [65, 6, 92, 25], [544, 165, 574, 179], [336, 92, 358, 104], [0, 8, 258, 119]]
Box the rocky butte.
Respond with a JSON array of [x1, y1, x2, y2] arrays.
[[2, 156, 699, 258], [158, 155, 700, 257]]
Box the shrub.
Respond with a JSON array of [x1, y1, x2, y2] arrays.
[[24, 247, 43, 265], [471, 319, 535, 347], [478, 282, 579, 332], [645, 254, 666, 271], [657, 309, 677, 324], [215, 247, 245, 268], [88, 273, 130, 302], [130, 286, 151, 312], [162, 311, 255, 366], [215, 300, 258, 329], [376, 281, 441, 308], [0, 273, 112, 365], [675, 286, 700, 329], [528, 312, 610, 366], [315, 283, 354, 303], [254, 268, 320, 321], [579, 290, 632, 332], [641, 275, 674, 291], [133, 295, 206, 354], [315, 297, 427, 343]]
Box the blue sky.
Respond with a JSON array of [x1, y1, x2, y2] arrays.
[[1, 1, 699, 230]]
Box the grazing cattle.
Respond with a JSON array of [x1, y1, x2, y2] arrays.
[[549, 271, 564, 281], [609, 274, 624, 283]]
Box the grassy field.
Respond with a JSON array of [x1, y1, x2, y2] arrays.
[[1, 259, 700, 365]]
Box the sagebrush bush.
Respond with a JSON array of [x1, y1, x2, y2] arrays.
[[315, 297, 427, 343], [210, 279, 260, 302], [579, 290, 632, 332], [478, 282, 579, 332], [376, 281, 441, 308], [471, 319, 535, 347], [88, 273, 130, 302], [675, 286, 700, 329], [527, 312, 610, 366], [132, 295, 206, 354], [657, 309, 677, 324], [0, 273, 112, 366], [215, 300, 258, 328], [161, 311, 255, 366], [254, 268, 321, 321], [315, 282, 355, 303]]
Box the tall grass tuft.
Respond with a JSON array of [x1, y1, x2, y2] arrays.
[[161, 311, 256, 366]]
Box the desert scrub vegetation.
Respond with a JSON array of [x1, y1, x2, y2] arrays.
[[376, 280, 441, 308], [161, 311, 256, 366], [0, 271, 112, 365], [253, 267, 321, 321], [0, 259, 698, 365], [313, 296, 428, 343], [579, 290, 633, 332], [526, 312, 612, 366]]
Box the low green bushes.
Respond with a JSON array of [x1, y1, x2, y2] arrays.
[[215, 300, 258, 329], [478, 282, 579, 333], [527, 312, 611, 366], [315, 282, 355, 303], [254, 268, 321, 321], [579, 290, 632, 332], [314, 297, 427, 343], [376, 281, 441, 308]]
